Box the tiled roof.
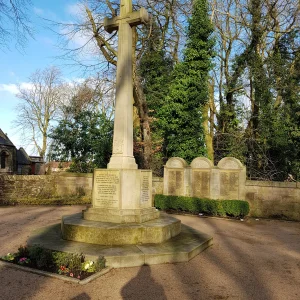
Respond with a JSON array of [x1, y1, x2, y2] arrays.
[[17, 148, 31, 165], [0, 128, 15, 147]]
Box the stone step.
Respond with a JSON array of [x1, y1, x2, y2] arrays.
[[27, 218, 213, 268]]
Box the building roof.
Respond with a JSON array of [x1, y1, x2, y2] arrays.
[[0, 128, 15, 147], [17, 148, 31, 165], [30, 156, 44, 163]]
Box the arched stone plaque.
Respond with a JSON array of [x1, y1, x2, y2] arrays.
[[166, 157, 188, 168], [217, 158, 246, 199], [217, 157, 244, 169], [191, 157, 213, 198], [190, 157, 213, 169], [164, 157, 188, 196]]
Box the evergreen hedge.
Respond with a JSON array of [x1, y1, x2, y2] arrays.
[[154, 194, 249, 217]]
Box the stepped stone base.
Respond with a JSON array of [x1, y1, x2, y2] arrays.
[[62, 213, 181, 245], [28, 216, 213, 268], [83, 207, 160, 223]]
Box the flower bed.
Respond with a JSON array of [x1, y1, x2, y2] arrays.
[[1, 245, 106, 281]]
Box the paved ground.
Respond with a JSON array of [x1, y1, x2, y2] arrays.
[[0, 205, 299, 300]]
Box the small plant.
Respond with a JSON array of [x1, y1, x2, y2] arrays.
[[1, 253, 15, 261], [58, 265, 70, 275], [17, 246, 30, 257], [18, 257, 31, 265], [82, 260, 94, 272]]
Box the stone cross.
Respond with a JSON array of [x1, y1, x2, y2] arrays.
[[104, 0, 149, 169]]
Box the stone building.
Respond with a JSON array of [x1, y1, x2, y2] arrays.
[[0, 128, 44, 175], [0, 129, 17, 174]]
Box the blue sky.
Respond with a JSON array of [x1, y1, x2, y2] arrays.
[[0, 0, 86, 153]]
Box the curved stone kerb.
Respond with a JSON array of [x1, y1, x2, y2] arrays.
[[190, 157, 214, 169], [217, 157, 244, 169], [165, 157, 188, 168]]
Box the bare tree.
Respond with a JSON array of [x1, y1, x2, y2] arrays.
[[0, 0, 33, 50], [15, 67, 64, 158], [59, 75, 115, 121]]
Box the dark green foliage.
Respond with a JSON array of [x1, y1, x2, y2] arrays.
[[52, 251, 84, 274], [28, 245, 54, 269], [139, 23, 173, 116], [154, 194, 249, 217], [139, 22, 174, 175], [217, 15, 300, 180], [221, 200, 250, 218], [159, 0, 214, 163], [49, 110, 113, 173], [94, 256, 106, 272], [17, 245, 29, 258]]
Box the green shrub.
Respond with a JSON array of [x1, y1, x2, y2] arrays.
[[154, 194, 249, 217], [28, 245, 54, 268], [17, 245, 30, 257]]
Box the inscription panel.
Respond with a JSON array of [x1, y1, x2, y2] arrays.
[[168, 169, 184, 196], [220, 171, 239, 199], [93, 170, 120, 208], [140, 171, 151, 204], [192, 170, 210, 198]]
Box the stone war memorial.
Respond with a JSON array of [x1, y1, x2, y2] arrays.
[[28, 0, 212, 268]]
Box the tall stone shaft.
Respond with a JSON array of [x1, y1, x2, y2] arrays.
[[104, 0, 148, 169]]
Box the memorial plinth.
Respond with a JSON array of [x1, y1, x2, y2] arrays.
[[82, 169, 159, 223]]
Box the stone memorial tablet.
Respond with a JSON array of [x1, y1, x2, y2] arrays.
[[220, 171, 239, 199], [168, 170, 184, 196], [93, 169, 120, 208], [192, 170, 210, 198], [140, 171, 151, 204]]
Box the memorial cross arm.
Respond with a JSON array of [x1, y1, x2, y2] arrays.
[[104, 7, 149, 33]]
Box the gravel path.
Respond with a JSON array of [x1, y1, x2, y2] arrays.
[[0, 205, 299, 300]]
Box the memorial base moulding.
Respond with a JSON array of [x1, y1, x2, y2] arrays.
[[82, 169, 159, 223]]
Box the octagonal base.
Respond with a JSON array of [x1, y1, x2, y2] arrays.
[[61, 213, 181, 245]]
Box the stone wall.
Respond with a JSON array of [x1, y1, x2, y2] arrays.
[[0, 173, 92, 204], [245, 181, 300, 221], [0, 173, 161, 206]]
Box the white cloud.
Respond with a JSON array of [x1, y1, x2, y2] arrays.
[[20, 82, 34, 90], [0, 84, 18, 94], [0, 82, 33, 95]]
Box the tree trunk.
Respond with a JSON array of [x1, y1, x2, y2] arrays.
[[132, 29, 152, 169], [203, 78, 215, 162]]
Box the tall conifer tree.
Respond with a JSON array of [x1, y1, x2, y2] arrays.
[[139, 23, 174, 174], [159, 0, 214, 162]]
